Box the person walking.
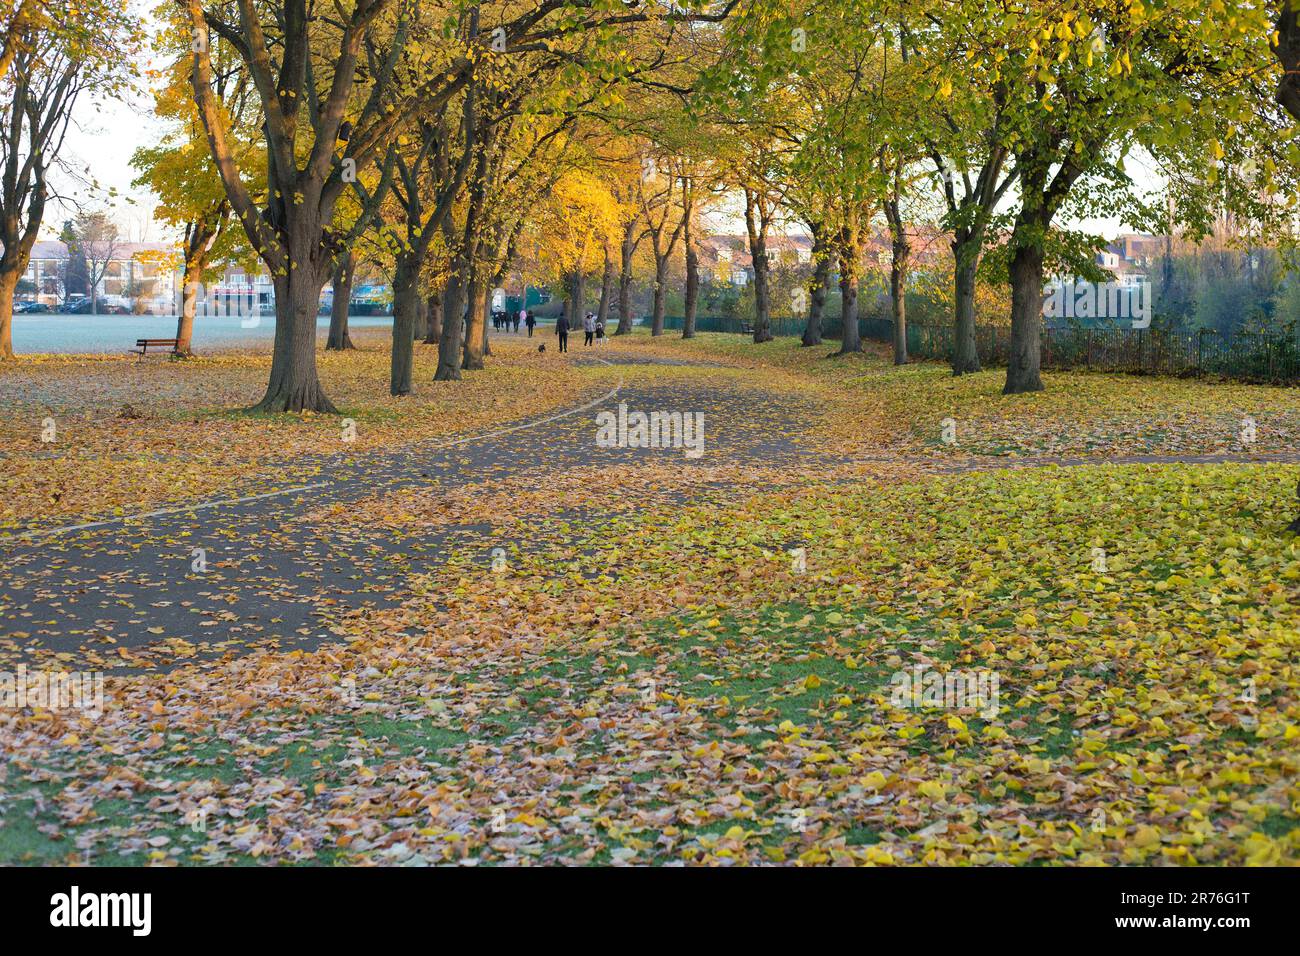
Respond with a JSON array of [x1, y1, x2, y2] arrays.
[[525, 310, 536, 337], [555, 312, 569, 352], [582, 311, 596, 347], [514, 308, 522, 333]]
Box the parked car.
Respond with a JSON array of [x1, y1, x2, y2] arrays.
[[13, 301, 51, 313], [95, 301, 130, 315], [55, 297, 92, 313]]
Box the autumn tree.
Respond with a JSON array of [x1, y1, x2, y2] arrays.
[[535, 158, 621, 324], [0, 5, 136, 357], [959, 1, 1283, 393], [0, 0, 40, 83], [709, 1, 918, 353], [132, 7, 260, 355], [738, 152, 782, 344], [383, 104, 468, 392], [782, 12, 893, 356], [636, 152, 688, 337], [370, 7, 473, 394], [609, 155, 645, 335], [183, 0, 474, 411], [68, 211, 123, 316]]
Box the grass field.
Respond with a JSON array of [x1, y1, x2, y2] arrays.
[[1, 330, 1297, 865]]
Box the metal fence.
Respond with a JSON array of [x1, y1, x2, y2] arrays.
[[657, 315, 1300, 384]]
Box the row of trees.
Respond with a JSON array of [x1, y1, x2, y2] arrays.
[[2, 1, 1298, 402], [159, 0, 751, 410], [707, 0, 1299, 392]]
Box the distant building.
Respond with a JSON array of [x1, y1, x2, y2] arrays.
[[699, 229, 947, 286], [698, 234, 816, 285], [1109, 234, 1166, 269], [20, 240, 179, 311], [1096, 237, 1155, 288], [1044, 234, 1160, 326], [203, 263, 277, 315]]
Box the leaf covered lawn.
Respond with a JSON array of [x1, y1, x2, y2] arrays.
[[3, 461, 1296, 865], [0, 333, 591, 533]]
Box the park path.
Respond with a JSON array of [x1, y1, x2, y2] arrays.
[[3, 345, 1294, 671], [0, 350, 816, 669]]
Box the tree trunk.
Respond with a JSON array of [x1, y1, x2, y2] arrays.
[[413, 293, 428, 342], [327, 253, 355, 350], [390, 257, 418, 396], [567, 269, 585, 329], [0, 266, 18, 359], [682, 233, 699, 339], [175, 217, 219, 357], [838, 271, 861, 354], [1276, 0, 1300, 122], [748, 240, 772, 344], [835, 229, 862, 354], [951, 236, 981, 375], [434, 271, 465, 381], [424, 292, 442, 344], [443, 272, 464, 341], [616, 222, 637, 335], [175, 259, 204, 356], [597, 247, 614, 330], [253, 267, 335, 413], [651, 258, 667, 336], [1004, 238, 1045, 394], [802, 226, 829, 347], [462, 276, 487, 370], [890, 235, 910, 365]]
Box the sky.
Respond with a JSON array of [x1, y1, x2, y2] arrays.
[[46, 39, 170, 242]]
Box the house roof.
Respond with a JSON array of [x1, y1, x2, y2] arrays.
[[25, 240, 177, 261]]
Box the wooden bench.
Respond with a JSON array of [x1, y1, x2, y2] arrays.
[[130, 338, 180, 360], [739, 322, 755, 335]]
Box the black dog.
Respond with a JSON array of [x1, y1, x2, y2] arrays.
[[537, 343, 546, 353], [1288, 481, 1300, 535]]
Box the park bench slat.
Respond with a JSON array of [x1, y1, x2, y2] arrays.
[[130, 338, 182, 360]]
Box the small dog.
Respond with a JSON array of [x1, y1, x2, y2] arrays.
[[537, 343, 546, 353], [1288, 481, 1300, 535]]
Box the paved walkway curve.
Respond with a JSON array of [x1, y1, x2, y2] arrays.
[[0, 352, 816, 668], [4, 350, 1295, 671]]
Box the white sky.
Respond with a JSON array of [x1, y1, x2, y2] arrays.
[[50, 85, 170, 241]]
